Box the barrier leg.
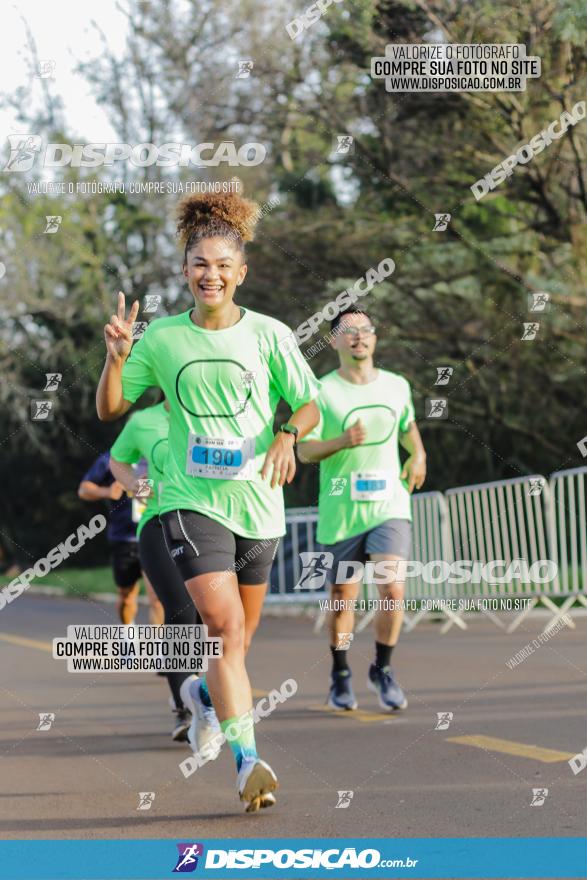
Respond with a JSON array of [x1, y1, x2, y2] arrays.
[[540, 595, 577, 633], [480, 608, 507, 630], [403, 607, 430, 632], [506, 596, 538, 633], [355, 581, 377, 632], [439, 608, 468, 634], [313, 607, 328, 634], [355, 607, 376, 632]]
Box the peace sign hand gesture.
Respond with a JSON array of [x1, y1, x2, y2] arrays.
[[104, 292, 140, 362]]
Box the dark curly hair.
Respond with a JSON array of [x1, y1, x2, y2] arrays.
[[176, 191, 260, 264]]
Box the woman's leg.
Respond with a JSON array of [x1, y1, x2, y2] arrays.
[[161, 510, 278, 809], [139, 519, 199, 714], [239, 582, 269, 654], [234, 536, 278, 654], [185, 570, 250, 721]]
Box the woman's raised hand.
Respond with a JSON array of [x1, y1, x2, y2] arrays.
[[104, 292, 140, 362]]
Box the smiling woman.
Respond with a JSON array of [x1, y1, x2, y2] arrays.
[[95, 189, 321, 812]]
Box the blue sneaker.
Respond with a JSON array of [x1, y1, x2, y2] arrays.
[[327, 670, 358, 711], [367, 664, 408, 710]]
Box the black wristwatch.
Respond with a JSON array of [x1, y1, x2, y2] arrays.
[[279, 423, 299, 445]]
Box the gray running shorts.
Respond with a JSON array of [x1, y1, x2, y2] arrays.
[[322, 519, 412, 585]]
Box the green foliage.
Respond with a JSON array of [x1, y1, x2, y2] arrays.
[[1, 0, 586, 562]]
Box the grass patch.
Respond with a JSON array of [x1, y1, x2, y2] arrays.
[[0, 566, 134, 597]]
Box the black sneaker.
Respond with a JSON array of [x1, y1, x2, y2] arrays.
[[172, 707, 191, 741], [327, 669, 358, 711], [367, 664, 408, 710]]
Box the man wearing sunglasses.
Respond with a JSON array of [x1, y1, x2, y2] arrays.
[[298, 307, 426, 711]]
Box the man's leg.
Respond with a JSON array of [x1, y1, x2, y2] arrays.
[[365, 521, 411, 711], [117, 582, 139, 625], [322, 534, 365, 710], [370, 553, 406, 664], [327, 577, 362, 710], [111, 541, 143, 625]]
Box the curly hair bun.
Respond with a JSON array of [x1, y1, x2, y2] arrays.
[[176, 191, 261, 244]]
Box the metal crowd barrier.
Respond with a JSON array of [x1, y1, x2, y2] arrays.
[[267, 506, 319, 602], [443, 475, 554, 632], [548, 466, 587, 629], [269, 468, 587, 635]]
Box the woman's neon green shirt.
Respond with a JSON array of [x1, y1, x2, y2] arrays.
[[121, 308, 321, 539]]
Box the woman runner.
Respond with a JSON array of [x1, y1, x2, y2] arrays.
[[97, 191, 320, 811]]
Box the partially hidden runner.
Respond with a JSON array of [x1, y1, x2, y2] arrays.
[[96, 191, 321, 811], [78, 451, 164, 626], [109, 398, 201, 742], [298, 306, 427, 712]]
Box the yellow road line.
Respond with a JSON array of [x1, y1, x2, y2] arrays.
[[447, 734, 574, 763], [309, 703, 392, 723], [0, 633, 52, 652]]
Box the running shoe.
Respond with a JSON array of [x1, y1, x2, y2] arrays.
[[171, 707, 191, 742], [367, 664, 408, 710], [179, 676, 222, 762], [327, 669, 358, 711], [237, 757, 278, 812]]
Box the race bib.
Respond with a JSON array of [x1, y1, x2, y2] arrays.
[[351, 470, 395, 502], [186, 433, 255, 480]]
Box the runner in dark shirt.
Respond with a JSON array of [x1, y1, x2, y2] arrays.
[[78, 451, 163, 625]]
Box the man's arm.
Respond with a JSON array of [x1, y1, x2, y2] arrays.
[[399, 421, 427, 492], [78, 480, 123, 502], [297, 419, 366, 464]]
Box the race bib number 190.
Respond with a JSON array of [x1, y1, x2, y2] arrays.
[[186, 433, 255, 480]]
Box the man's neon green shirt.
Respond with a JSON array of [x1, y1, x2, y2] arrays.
[[305, 369, 415, 545], [121, 308, 321, 539]]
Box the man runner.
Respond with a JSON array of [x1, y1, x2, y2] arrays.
[[78, 451, 163, 626], [298, 307, 426, 711]]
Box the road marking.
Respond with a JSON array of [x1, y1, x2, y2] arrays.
[[0, 634, 52, 652], [448, 734, 574, 763], [309, 703, 392, 723]]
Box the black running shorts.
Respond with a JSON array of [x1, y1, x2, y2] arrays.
[[160, 510, 279, 585], [109, 540, 142, 588]]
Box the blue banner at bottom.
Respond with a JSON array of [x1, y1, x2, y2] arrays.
[[1, 838, 586, 880]]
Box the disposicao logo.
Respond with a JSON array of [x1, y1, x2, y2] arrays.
[[173, 842, 204, 872]]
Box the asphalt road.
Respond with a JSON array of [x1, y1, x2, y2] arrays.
[[1, 593, 586, 843]]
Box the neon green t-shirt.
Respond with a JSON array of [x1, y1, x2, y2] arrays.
[[110, 402, 170, 537], [121, 308, 321, 539], [305, 369, 415, 545]]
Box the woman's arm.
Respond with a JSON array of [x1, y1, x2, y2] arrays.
[[96, 292, 139, 421], [260, 400, 320, 488]]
